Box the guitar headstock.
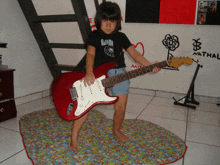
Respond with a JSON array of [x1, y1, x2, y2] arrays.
[[168, 57, 193, 68]]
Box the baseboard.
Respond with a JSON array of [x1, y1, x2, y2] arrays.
[[15, 89, 51, 105]]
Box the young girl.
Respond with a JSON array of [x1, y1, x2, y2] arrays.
[[69, 1, 160, 151]]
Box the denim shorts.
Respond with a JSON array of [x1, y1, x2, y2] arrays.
[[107, 68, 130, 96]]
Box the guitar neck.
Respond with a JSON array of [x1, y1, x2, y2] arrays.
[[102, 60, 169, 88]]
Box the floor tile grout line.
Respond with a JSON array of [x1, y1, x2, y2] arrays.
[[200, 109, 220, 113], [182, 108, 189, 165], [0, 149, 25, 164], [0, 127, 20, 133], [186, 140, 220, 148], [189, 108, 220, 114], [135, 96, 156, 119], [134, 114, 220, 127], [187, 120, 220, 127]]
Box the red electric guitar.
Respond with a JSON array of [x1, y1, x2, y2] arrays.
[[52, 57, 193, 120]]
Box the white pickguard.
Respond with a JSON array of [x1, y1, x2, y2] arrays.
[[73, 75, 117, 116]]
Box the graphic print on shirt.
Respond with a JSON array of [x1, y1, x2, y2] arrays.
[[101, 39, 114, 57]]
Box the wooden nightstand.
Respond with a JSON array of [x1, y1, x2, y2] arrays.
[[0, 69, 17, 122]]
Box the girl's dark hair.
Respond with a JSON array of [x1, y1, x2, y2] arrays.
[[95, 1, 121, 34]]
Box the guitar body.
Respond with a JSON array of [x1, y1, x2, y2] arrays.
[[52, 62, 118, 120]]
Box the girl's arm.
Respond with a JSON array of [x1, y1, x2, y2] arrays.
[[82, 45, 96, 86], [126, 45, 160, 72]]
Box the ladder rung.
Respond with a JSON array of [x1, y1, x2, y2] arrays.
[[32, 14, 78, 23], [42, 43, 85, 49], [53, 64, 76, 71]]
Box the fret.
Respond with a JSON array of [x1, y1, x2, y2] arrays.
[[115, 75, 119, 84], [105, 81, 108, 87], [130, 71, 133, 78], [105, 78, 109, 86], [111, 77, 115, 84], [160, 62, 164, 68], [135, 70, 140, 76], [118, 74, 123, 82], [102, 79, 108, 87], [163, 61, 167, 67], [102, 79, 109, 87], [152, 64, 156, 70], [138, 68, 144, 75], [145, 66, 150, 73], [141, 67, 147, 74], [164, 60, 169, 67], [127, 72, 131, 79], [130, 71, 135, 78], [101, 79, 106, 87], [132, 70, 138, 78], [149, 65, 154, 71], [120, 73, 125, 81], [158, 63, 162, 68], [108, 77, 112, 85], [127, 71, 132, 79], [159, 62, 164, 68], [138, 69, 142, 76], [147, 67, 150, 72], [134, 69, 140, 76], [155, 63, 160, 68], [122, 73, 129, 80], [115, 75, 121, 84], [122, 73, 127, 81], [111, 77, 116, 85]]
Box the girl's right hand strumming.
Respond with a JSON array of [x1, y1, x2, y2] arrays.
[[81, 72, 95, 87]]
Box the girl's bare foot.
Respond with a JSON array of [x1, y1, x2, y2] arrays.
[[113, 130, 129, 141], [69, 141, 78, 151]]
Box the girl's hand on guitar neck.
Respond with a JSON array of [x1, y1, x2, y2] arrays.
[[151, 61, 161, 73], [81, 72, 95, 87]]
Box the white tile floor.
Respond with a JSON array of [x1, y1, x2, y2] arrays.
[[0, 94, 219, 165]]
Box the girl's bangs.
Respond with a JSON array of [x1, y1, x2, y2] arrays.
[[101, 10, 120, 21]]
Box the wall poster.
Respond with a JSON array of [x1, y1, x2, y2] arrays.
[[197, 1, 220, 25], [125, 0, 220, 25]]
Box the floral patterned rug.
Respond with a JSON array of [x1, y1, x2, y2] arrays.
[[19, 108, 187, 165]]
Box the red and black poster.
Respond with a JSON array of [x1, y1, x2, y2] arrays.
[[125, 0, 220, 25]]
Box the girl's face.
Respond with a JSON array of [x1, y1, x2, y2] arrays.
[[100, 19, 117, 34], [211, 4, 215, 9]]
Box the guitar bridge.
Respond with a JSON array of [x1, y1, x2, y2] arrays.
[[69, 87, 78, 100]]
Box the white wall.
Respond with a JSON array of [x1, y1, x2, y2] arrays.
[[0, 0, 219, 100], [0, 0, 53, 98]]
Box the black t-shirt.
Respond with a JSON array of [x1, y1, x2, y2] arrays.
[[87, 30, 132, 68]]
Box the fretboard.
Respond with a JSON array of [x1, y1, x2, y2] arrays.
[[102, 60, 168, 88]]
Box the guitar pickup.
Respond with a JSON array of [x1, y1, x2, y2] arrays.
[[69, 87, 78, 101]]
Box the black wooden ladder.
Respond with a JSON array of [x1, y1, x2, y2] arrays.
[[17, 0, 93, 78]]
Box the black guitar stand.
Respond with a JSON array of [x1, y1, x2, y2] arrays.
[[173, 60, 203, 109]]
